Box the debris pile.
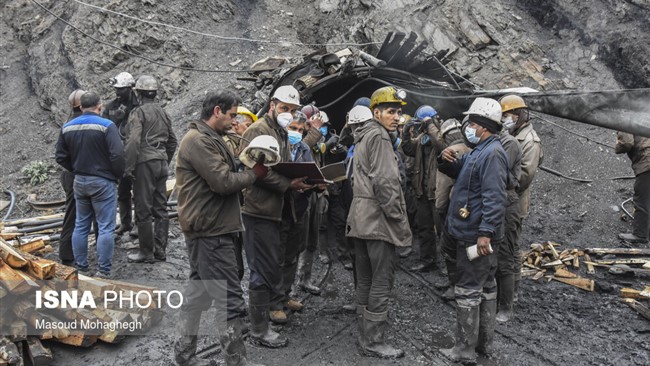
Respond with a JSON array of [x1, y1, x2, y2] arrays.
[[0, 238, 164, 365]]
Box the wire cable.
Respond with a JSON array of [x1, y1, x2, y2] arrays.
[[530, 112, 616, 149], [31, 0, 257, 73], [72, 0, 382, 47]]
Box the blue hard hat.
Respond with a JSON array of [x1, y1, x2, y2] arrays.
[[415, 105, 438, 120], [353, 97, 371, 108]]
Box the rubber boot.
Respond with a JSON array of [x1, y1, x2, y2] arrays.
[[496, 275, 515, 323], [248, 289, 288, 348], [361, 309, 404, 359], [297, 250, 321, 295], [154, 218, 169, 261], [116, 201, 133, 235], [442, 259, 456, 301], [173, 310, 202, 365], [513, 272, 521, 303], [219, 317, 264, 366], [128, 222, 155, 263], [440, 305, 479, 365], [477, 299, 497, 356], [356, 305, 367, 349]]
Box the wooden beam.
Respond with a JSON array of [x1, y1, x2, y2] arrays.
[[8, 321, 27, 342], [27, 257, 56, 280], [554, 268, 578, 278], [16, 239, 45, 254], [593, 258, 650, 266], [622, 298, 650, 321], [0, 337, 21, 364], [584, 254, 595, 274], [78, 274, 116, 299], [25, 337, 53, 366], [620, 287, 650, 300], [552, 276, 595, 292], [54, 332, 97, 347], [585, 248, 650, 256], [0, 238, 27, 268], [545, 241, 560, 259], [0, 258, 32, 294]]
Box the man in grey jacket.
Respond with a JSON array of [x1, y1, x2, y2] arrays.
[[346, 86, 413, 359]]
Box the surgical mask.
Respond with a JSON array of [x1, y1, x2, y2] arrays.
[[288, 130, 303, 145], [465, 126, 480, 144], [319, 126, 329, 136], [276, 112, 293, 129], [502, 116, 516, 130]]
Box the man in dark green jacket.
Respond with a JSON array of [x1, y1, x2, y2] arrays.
[[174, 90, 268, 366]]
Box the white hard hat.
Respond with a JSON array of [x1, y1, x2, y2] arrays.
[[239, 135, 282, 168], [463, 97, 502, 124], [347, 106, 372, 125], [319, 111, 330, 124], [272, 85, 301, 106], [111, 72, 135, 88]]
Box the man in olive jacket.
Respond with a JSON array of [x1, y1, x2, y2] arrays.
[[616, 133, 650, 244], [347, 86, 412, 359], [239, 85, 312, 349], [173, 91, 268, 366]]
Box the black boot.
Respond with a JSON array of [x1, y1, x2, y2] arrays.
[[116, 201, 133, 234], [440, 305, 479, 364], [442, 259, 456, 301], [513, 272, 521, 303], [154, 218, 169, 261], [477, 299, 496, 356], [219, 317, 264, 366], [248, 289, 288, 348], [409, 259, 437, 272], [496, 275, 515, 323], [297, 250, 321, 295], [128, 222, 155, 263], [356, 305, 367, 349], [360, 309, 404, 359], [174, 310, 201, 365]]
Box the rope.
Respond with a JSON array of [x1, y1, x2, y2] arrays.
[[72, 0, 382, 47]]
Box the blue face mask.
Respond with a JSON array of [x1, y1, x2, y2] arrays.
[[420, 134, 431, 146], [465, 126, 480, 144], [319, 126, 329, 136], [288, 130, 303, 145]]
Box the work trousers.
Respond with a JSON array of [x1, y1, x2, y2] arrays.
[[326, 193, 348, 259], [355, 239, 397, 313], [633, 170, 650, 240], [117, 175, 133, 228], [415, 196, 437, 262], [181, 234, 246, 321], [497, 193, 522, 277], [242, 215, 282, 294], [133, 159, 168, 224], [454, 237, 499, 307], [271, 211, 309, 310]]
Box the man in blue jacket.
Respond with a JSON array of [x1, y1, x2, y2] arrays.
[[438, 97, 508, 364], [55, 92, 125, 278]]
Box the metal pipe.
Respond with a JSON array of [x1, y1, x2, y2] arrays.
[[621, 198, 634, 219], [17, 221, 64, 233], [2, 190, 16, 221]]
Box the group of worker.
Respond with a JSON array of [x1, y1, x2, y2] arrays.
[[52, 69, 649, 365]]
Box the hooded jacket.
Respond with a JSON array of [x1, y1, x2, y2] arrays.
[[401, 122, 446, 199], [175, 121, 256, 239], [615, 132, 650, 176], [439, 134, 508, 242], [513, 122, 543, 216], [346, 120, 412, 247]]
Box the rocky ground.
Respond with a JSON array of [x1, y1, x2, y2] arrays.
[[1, 0, 649, 365]]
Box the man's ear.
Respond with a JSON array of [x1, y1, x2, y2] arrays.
[[213, 105, 222, 118]]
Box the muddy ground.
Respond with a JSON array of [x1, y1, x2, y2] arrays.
[[1, 0, 649, 365]]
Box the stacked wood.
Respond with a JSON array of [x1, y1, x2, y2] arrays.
[[522, 241, 594, 291], [0, 238, 165, 365]]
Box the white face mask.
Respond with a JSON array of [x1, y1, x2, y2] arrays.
[[465, 126, 480, 144], [502, 116, 515, 130], [276, 112, 293, 129]]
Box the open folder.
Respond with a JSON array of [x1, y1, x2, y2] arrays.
[[272, 161, 347, 185]]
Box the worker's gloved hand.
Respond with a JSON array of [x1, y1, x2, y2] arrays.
[[252, 163, 269, 180]]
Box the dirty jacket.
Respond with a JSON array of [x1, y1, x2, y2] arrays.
[[55, 112, 125, 182], [241, 114, 291, 222], [401, 123, 446, 199], [513, 122, 543, 216], [346, 120, 412, 247], [615, 133, 650, 176], [500, 131, 523, 203], [435, 141, 471, 211], [124, 99, 178, 176], [439, 135, 508, 242], [175, 121, 257, 239], [101, 91, 140, 140]]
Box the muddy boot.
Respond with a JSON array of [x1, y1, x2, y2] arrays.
[[442, 259, 456, 301], [116, 201, 133, 235], [297, 250, 321, 295], [361, 309, 404, 359], [477, 299, 496, 356], [154, 218, 169, 261], [356, 305, 367, 349], [248, 289, 288, 348], [440, 305, 479, 365], [513, 272, 521, 303], [219, 317, 264, 366], [174, 310, 201, 365], [496, 275, 515, 323], [128, 222, 155, 263]]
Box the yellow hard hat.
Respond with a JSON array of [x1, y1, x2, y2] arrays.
[[370, 86, 407, 110], [499, 95, 527, 113], [399, 114, 412, 126], [237, 106, 258, 122]]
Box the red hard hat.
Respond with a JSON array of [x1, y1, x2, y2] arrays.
[[301, 105, 320, 119]]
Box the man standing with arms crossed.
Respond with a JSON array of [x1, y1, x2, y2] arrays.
[[174, 90, 267, 366], [347, 86, 413, 359]]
